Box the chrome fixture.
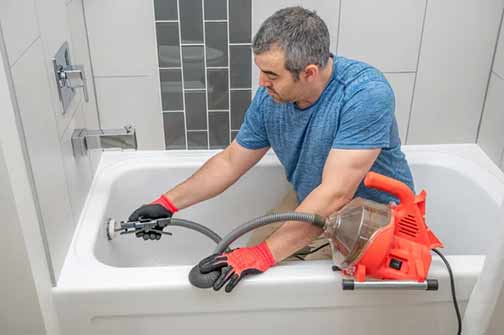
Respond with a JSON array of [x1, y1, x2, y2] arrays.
[[53, 42, 89, 114], [71, 125, 138, 156]]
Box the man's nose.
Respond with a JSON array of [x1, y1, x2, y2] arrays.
[[259, 72, 271, 88]]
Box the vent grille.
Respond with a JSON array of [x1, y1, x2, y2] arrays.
[[398, 214, 419, 238]]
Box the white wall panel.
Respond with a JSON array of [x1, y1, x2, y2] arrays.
[[11, 40, 74, 279], [493, 15, 504, 78], [66, 0, 100, 131], [408, 0, 504, 144], [95, 76, 164, 150], [0, 113, 45, 335], [477, 74, 504, 164], [84, 0, 158, 76], [338, 0, 426, 72], [60, 102, 94, 224], [0, 0, 39, 66]]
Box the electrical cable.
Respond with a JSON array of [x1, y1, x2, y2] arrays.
[[432, 248, 461, 335]]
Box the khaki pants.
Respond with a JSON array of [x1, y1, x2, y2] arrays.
[[247, 185, 332, 261]]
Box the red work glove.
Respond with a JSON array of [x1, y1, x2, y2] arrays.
[[128, 195, 178, 240], [198, 241, 276, 292]]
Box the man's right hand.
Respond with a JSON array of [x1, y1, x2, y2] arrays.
[[128, 195, 178, 240]]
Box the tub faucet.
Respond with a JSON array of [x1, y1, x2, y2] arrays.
[[71, 125, 137, 156]]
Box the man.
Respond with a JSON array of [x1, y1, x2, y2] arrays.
[[128, 7, 414, 293]]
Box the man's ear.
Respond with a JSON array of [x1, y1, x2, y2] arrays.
[[302, 64, 319, 82]]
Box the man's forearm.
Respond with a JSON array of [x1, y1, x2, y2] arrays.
[[163, 150, 241, 210], [265, 185, 352, 262]]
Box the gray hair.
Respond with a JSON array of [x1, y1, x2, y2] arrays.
[[252, 6, 330, 80]]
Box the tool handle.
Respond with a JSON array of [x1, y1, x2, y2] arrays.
[[342, 279, 438, 290], [364, 172, 415, 203]]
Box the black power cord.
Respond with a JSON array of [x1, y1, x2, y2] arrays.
[[432, 248, 461, 335], [293, 242, 330, 260]]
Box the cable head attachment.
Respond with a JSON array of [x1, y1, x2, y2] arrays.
[[105, 217, 172, 241]]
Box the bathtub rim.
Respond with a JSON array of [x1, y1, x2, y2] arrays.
[[56, 144, 504, 291]]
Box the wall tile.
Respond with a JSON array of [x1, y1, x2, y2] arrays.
[[209, 112, 230, 148], [66, 0, 100, 132], [408, 0, 504, 144], [231, 90, 251, 129], [59, 103, 93, 225], [185, 90, 207, 130], [205, 22, 228, 67], [338, 0, 425, 72], [159, 69, 184, 110], [156, 22, 181, 67], [204, 0, 227, 20], [230, 45, 251, 88], [188, 131, 208, 149], [0, 0, 39, 66], [154, 0, 177, 21], [180, 0, 203, 43], [95, 76, 165, 150], [84, 0, 158, 76], [0, 147, 45, 335], [163, 112, 186, 149], [229, 0, 251, 43], [477, 74, 504, 164], [182, 46, 205, 89], [34, 0, 82, 141], [494, 18, 504, 78], [207, 69, 229, 109], [384, 73, 415, 144], [11, 40, 74, 279]]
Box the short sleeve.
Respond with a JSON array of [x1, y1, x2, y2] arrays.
[[333, 80, 395, 149], [235, 88, 270, 149]]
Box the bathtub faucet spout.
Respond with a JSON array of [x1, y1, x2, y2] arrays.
[[71, 125, 138, 156]]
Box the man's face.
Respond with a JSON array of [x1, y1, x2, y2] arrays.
[[254, 48, 304, 104]]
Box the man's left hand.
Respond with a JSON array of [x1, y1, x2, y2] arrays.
[[198, 241, 276, 292]]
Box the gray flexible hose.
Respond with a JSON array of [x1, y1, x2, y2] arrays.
[[169, 218, 222, 244], [189, 211, 325, 288], [213, 212, 325, 253]]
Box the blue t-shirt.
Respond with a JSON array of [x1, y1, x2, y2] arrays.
[[236, 55, 414, 204]]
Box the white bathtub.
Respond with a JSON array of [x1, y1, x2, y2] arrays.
[[54, 144, 504, 335]]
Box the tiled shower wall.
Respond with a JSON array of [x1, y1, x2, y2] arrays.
[[85, 0, 504, 154], [155, 0, 252, 149]]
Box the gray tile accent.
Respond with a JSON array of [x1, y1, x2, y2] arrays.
[[156, 22, 181, 67], [205, 22, 228, 67], [209, 112, 230, 148], [154, 0, 178, 21], [231, 130, 239, 142], [188, 131, 209, 149], [185, 90, 207, 130], [230, 45, 251, 88], [229, 0, 251, 43], [231, 90, 251, 129], [204, 0, 227, 20], [180, 0, 204, 43], [207, 69, 229, 109], [163, 112, 186, 149], [182, 46, 205, 89], [160, 69, 183, 110]]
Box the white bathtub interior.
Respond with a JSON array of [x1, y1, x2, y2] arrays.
[[95, 160, 292, 267], [94, 146, 502, 269]]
